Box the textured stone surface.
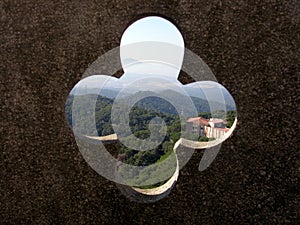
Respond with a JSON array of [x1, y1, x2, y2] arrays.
[[1, 0, 299, 224]]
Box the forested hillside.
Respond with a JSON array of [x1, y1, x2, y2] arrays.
[[65, 94, 181, 179], [65, 93, 236, 188]]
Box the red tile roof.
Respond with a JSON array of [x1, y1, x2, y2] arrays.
[[187, 117, 209, 125], [209, 118, 224, 124]]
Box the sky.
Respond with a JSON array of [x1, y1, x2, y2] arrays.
[[120, 16, 185, 80], [120, 16, 184, 47], [71, 16, 235, 108]]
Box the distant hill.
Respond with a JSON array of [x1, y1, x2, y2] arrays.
[[71, 82, 236, 115], [119, 89, 235, 115], [181, 85, 236, 109], [71, 77, 236, 111], [71, 87, 130, 99]]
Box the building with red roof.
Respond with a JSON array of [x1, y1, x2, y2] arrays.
[[186, 117, 229, 139], [186, 117, 209, 136]]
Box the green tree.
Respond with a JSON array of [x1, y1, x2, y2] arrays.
[[198, 112, 211, 119], [199, 136, 209, 142], [226, 110, 236, 128]]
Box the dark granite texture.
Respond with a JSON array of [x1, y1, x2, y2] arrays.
[[1, 0, 299, 224]]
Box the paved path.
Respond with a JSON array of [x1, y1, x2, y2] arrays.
[[86, 133, 118, 141]]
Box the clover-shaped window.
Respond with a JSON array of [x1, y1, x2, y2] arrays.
[[65, 16, 237, 203]]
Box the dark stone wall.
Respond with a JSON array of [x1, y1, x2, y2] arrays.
[[1, 0, 298, 224]]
